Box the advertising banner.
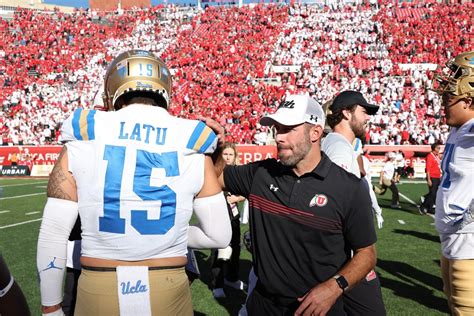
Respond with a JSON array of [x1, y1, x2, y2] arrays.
[[236, 145, 277, 164], [0, 146, 61, 166], [0, 144, 431, 178], [0, 165, 30, 176], [31, 165, 55, 177]]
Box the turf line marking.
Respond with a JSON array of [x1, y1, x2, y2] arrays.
[[399, 192, 418, 206], [0, 218, 42, 229], [399, 180, 426, 184], [26, 211, 40, 216], [0, 193, 44, 200], [0, 210, 11, 214], [1, 181, 48, 188]]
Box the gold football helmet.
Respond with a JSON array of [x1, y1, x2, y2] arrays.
[[432, 51, 474, 98], [103, 50, 172, 110]]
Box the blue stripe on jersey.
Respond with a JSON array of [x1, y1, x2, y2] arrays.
[[72, 109, 83, 140], [187, 121, 206, 151], [199, 130, 217, 153], [87, 110, 97, 140]]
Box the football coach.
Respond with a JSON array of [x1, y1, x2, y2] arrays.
[[206, 94, 378, 315]]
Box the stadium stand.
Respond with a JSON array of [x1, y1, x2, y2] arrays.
[[0, 1, 472, 145]]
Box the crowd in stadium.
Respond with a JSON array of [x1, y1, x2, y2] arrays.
[[0, 1, 472, 147]]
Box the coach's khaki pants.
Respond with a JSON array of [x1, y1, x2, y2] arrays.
[[74, 267, 193, 316], [441, 256, 474, 316]]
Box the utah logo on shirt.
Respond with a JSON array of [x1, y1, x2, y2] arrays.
[[309, 194, 328, 207]]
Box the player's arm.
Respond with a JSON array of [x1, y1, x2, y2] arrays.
[[196, 116, 227, 188], [37, 146, 79, 315], [188, 156, 231, 249]]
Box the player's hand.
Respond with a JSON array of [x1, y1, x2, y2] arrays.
[[376, 213, 384, 229], [198, 116, 225, 147], [226, 194, 239, 204], [295, 279, 342, 316], [427, 179, 432, 187]]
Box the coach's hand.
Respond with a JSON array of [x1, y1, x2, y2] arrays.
[[295, 279, 342, 316]]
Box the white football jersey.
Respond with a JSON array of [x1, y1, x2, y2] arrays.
[[322, 133, 361, 178], [60, 104, 217, 260], [436, 118, 474, 236]]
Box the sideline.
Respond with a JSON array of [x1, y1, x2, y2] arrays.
[[0, 181, 48, 188], [0, 218, 42, 229], [399, 192, 418, 206], [399, 192, 436, 219], [0, 192, 44, 200]]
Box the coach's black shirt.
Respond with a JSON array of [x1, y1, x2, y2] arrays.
[[224, 153, 376, 300]]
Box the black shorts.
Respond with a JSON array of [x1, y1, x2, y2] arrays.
[[342, 273, 386, 316]]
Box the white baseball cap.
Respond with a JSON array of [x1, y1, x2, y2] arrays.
[[260, 95, 325, 128]]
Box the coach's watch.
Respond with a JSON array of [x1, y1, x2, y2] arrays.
[[332, 274, 349, 292]]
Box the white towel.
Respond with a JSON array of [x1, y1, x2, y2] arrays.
[[116, 266, 152, 316], [66, 240, 81, 270]]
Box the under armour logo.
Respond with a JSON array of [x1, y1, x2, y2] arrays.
[[269, 184, 279, 192], [278, 100, 295, 109], [309, 115, 319, 122], [41, 257, 63, 272]]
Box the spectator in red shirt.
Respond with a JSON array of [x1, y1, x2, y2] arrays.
[[419, 142, 442, 215]]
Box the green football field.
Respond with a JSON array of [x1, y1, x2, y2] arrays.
[[0, 178, 449, 316]]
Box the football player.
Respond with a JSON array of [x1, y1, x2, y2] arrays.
[[0, 254, 31, 316], [433, 51, 474, 315], [36, 50, 231, 316], [322, 91, 386, 315]]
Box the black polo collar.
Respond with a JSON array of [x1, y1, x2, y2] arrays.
[[310, 152, 331, 178]]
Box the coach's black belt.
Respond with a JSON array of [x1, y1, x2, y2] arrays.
[[81, 265, 185, 272]]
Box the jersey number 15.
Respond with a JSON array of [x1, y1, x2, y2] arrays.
[[99, 145, 179, 235]]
